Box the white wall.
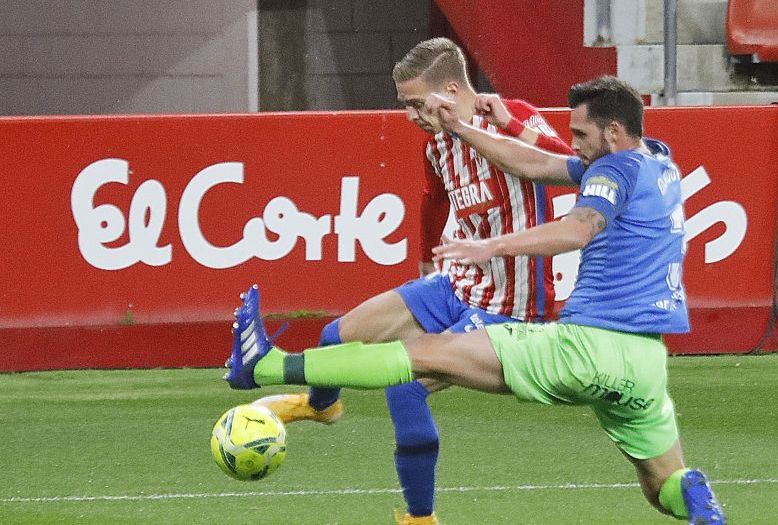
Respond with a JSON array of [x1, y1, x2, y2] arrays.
[[0, 0, 256, 115], [0, 0, 433, 115]]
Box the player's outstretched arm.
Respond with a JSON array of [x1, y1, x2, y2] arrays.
[[426, 94, 575, 186], [475, 94, 573, 156], [432, 206, 606, 263], [474, 93, 514, 129]]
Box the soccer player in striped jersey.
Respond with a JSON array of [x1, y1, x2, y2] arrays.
[[227, 76, 725, 524], [252, 37, 573, 525]]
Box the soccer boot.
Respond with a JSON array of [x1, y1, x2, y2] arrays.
[[224, 284, 271, 390], [253, 393, 344, 425], [681, 469, 726, 524], [393, 509, 439, 525], [223, 283, 262, 368]]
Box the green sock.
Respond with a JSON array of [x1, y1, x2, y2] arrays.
[[252, 347, 287, 385], [303, 341, 414, 388], [253, 341, 414, 389], [658, 468, 690, 519]]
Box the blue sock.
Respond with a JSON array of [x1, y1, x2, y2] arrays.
[[386, 381, 438, 517], [307, 318, 342, 411]]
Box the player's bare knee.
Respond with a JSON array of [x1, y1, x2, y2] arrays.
[[338, 305, 392, 343], [339, 291, 422, 343], [403, 334, 449, 375], [336, 315, 359, 343]]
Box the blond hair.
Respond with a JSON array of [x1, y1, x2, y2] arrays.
[[392, 37, 471, 87]]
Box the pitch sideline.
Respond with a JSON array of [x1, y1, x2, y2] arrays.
[[2, 478, 776, 503]]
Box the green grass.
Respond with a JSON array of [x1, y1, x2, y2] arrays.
[[1, 354, 777, 524]]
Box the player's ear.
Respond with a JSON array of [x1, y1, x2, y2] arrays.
[[444, 80, 459, 96], [606, 120, 621, 144]]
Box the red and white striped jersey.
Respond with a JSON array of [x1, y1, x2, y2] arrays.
[[420, 99, 573, 321]]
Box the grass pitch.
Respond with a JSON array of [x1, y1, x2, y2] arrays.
[[1, 354, 777, 524]]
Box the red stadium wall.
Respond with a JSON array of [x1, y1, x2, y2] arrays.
[[1, 106, 777, 372], [433, 0, 617, 107]]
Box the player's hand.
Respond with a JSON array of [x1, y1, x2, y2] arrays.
[[432, 235, 495, 265], [474, 93, 512, 129], [425, 94, 464, 134]]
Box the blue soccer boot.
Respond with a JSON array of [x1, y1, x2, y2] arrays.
[[224, 284, 271, 389], [682, 469, 726, 524]]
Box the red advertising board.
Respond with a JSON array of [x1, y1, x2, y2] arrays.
[[1, 106, 776, 371], [645, 107, 778, 353], [1, 113, 427, 325]]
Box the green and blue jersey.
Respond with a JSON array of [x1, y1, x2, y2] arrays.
[[560, 139, 690, 334]]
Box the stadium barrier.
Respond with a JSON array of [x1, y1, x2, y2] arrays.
[[1, 106, 776, 371]]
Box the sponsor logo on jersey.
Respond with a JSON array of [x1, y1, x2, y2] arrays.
[[463, 312, 486, 332], [654, 298, 682, 311], [447, 179, 498, 219], [581, 371, 656, 411], [582, 176, 618, 205]]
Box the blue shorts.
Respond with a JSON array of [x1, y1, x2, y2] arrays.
[[394, 274, 515, 334]]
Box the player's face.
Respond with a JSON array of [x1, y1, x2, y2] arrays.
[[569, 104, 611, 166], [395, 77, 443, 134]]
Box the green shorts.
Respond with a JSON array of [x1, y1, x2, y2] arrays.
[[486, 322, 678, 460]]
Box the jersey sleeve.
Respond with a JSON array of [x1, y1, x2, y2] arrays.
[[567, 156, 586, 184], [573, 156, 635, 226], [420, 141, 450, 262], [502, 99, 574, 155]]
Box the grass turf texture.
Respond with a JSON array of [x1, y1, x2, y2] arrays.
[[1, 354, 776, 524]]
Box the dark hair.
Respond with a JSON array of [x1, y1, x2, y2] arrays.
[[568, 76, 644, 138], [392, 37, 471, 87]]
